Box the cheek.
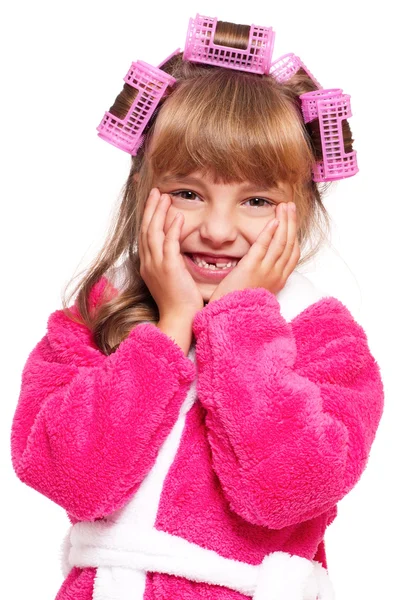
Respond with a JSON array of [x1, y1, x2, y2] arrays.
[[164, 209, 275, 240], [249, 218, 273, 242], [164, 207, 196, 237]]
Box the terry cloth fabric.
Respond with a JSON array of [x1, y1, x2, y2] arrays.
[[64, 400, 335, 599], [11, 271, 384, 600]]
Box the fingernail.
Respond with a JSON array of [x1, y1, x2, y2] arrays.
[[290, 202, 296, 212]]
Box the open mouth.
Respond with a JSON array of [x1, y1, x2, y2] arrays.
[[185, 253, 240, 270], [183, 253, 240, 282]]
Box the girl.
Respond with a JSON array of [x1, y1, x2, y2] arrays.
[[11, 14, 384, 600]]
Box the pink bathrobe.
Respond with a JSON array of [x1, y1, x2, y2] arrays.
[[10, 273, 384, 600]]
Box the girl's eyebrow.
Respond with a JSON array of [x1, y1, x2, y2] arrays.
[[159, 175, 208, 186]]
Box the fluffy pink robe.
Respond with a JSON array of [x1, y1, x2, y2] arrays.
[[10, 275, 384, 600]]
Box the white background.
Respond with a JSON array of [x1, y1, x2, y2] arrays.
[[1, 1, 395, 598]]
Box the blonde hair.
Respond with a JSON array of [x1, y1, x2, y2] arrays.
[[62, 22, 343, 355]]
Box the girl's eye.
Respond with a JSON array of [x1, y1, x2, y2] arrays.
[[170, 191, 274, 208], [243, 197, 273, 208], [170, 190, 200, 201]]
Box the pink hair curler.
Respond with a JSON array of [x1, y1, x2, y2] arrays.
[[300, 89, 359, 182], [97, 50, 179, 155], [183, 13, 275, 75], [270, 53, 321, 88]]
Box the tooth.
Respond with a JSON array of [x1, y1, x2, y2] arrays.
[[192, 255, 237, 269]]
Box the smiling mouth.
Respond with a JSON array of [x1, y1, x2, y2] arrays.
[[183, 254, 239, 283], [185, 253, 240, 269]]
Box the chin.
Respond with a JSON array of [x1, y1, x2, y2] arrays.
[[196, 282, 216, 302]]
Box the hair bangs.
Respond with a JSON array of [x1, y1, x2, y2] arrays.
[[146, 68, 314, 188]]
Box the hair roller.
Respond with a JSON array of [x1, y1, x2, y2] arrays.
[[183, 13, 275, 75], [300, 89, 358, 182], [97, 51, 179, 155], [270, 53, 321, 88]]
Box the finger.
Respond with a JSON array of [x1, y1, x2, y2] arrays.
[[275, 202, 298, 271], [282, 236, 301, 278], [139, 188, 161, 260], [245, 217, 280, 264], [163, 212, 184, 263], [261, 202, 289, 268], [140, 188, 161, 232], [146, 193, 171, 264]]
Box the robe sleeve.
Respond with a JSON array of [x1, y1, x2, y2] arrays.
[[192, 287, 384, 529], [11, 285, 195, 522]]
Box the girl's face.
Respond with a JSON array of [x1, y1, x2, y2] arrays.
[[155, 169, 295, 302]]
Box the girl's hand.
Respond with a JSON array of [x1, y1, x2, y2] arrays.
[[208, 202, 300, 303], [138, 188, 204, 320]]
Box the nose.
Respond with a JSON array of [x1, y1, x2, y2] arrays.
[[199, 205, 238, 246]]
